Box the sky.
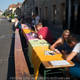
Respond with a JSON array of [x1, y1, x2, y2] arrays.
[[0, 0, 23, 11]]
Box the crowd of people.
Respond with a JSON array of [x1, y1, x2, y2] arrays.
[[14, 14, 80, 79]]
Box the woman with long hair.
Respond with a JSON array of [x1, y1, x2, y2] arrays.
[[50, 29, 70, 54]]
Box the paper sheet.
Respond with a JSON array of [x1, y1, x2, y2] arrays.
[[45, 51, 55, 55], [50, 60, 70, 66]]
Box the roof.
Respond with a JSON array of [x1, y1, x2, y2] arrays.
[[9, 4, 17, 9], [8, 3, 22, 9]]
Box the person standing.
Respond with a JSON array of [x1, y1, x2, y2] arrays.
[[31, 15, 36, 30], [35, 14, 40, 25], [15, 18, 19, 28]]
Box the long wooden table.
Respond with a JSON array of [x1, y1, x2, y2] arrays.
[[42, 61, 74, 69], [22, 28, 75, 80]]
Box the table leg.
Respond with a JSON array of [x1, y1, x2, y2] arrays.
[[34, 68, 39, 80]]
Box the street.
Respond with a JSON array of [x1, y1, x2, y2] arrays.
[[0, 18, 15, 80]]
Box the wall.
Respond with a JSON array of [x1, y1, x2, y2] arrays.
[[35, 0, 66, 24]]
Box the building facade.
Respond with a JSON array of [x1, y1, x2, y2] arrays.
[[0, 10, 3, 16], [21, 0, 34, 18], [8, 3, 22, 15], [66, 0, 80, 34], [21, 0, 66, 24], [35, 0, 66, 24]]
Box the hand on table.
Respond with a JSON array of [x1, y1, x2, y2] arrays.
[[39, 35, 43, 39], [54, 49, 61, 54]]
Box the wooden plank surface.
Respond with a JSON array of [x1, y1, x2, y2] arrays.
[[14, 29, 31, 80]]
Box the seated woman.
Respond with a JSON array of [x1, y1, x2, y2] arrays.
[[50, 29, 71, 54], [35, 22, 54, 44], [66, 36, 80, 78]]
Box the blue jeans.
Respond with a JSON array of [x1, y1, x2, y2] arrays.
[[69, 61, 80, 78]]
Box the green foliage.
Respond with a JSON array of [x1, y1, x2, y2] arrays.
[[10, 13, 15, 19]]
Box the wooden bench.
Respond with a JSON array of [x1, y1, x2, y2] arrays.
[[14, 29, 31, 80]]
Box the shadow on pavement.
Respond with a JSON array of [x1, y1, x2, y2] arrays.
[[7, 33, 15, 80]]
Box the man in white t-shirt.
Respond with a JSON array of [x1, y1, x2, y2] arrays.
[[66, 36, 80, 78], [66, 37, 80, 62]]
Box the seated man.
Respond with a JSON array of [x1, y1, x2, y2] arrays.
[[35, 22, 54, 44], [66, 36, 80, 78]]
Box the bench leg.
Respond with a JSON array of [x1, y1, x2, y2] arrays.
[[44, 70, 47, 80], [44, 70, 51, 80]]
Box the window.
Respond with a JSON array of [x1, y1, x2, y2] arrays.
[[45, 7, 48, 20], [60, 3, 66, 21], [35, 7, 38, 15], [53, 5, 56, 22], [39, 8, 41, 18]]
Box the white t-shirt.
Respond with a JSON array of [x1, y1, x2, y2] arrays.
[[72, 43, 80, 53], [35, 16, 40, 25], [15, 20, 19, 27], [72, 42, 80, 62]]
